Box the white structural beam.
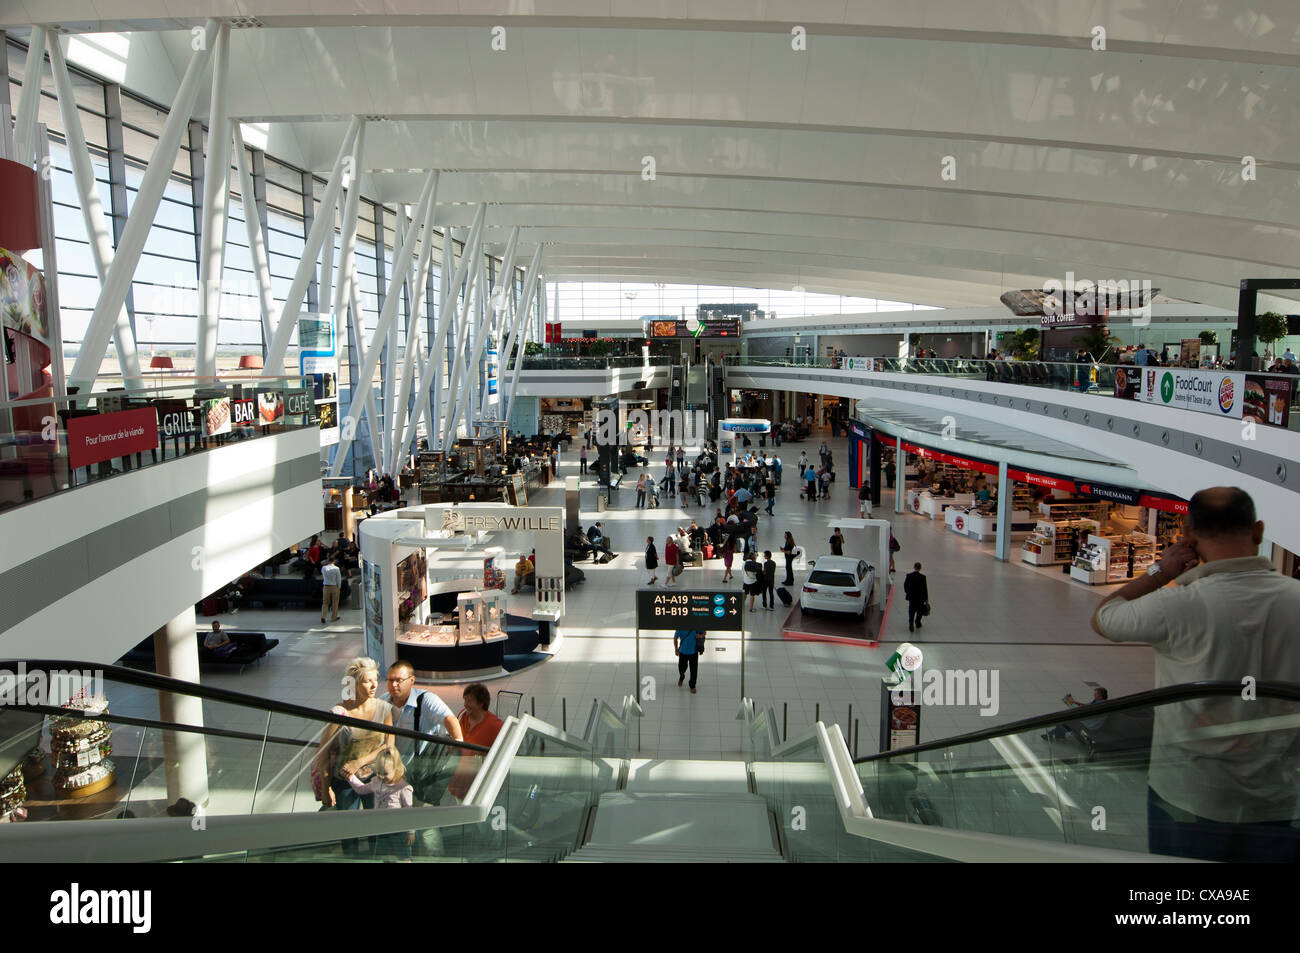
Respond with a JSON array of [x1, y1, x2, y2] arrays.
[[195, 22, 232, 381], [481, 227, 519, 414], [436, 206, 487, 449], [329, 170, 436, 476], [387, 171, 440, 474], [69, 20, 217, 391], [47, 32, 142, 389], [499, 249, 539, 425], [232, 125, 277, 349], [348, 275, 381, 471], [263, 116, 361, 376], [504, 246, 544, 425], [427, 209, 485, 447], [418, 249, 455, 451], [11, 25, 46, 167]]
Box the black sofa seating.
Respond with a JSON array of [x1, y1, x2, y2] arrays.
[[119, 632, 279, 669], [242, 575, 350, 609]]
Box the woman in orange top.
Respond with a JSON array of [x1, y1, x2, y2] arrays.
[[447, 682, 504, 800]]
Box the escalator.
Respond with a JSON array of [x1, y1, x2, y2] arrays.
[[1, 662, 1296, 862]]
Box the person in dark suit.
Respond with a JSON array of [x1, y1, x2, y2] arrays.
[[903, 562, 929, 632], [761, 551, 777, 609]]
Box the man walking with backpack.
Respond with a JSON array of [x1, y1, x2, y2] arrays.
[[903, 562, 929, 633]]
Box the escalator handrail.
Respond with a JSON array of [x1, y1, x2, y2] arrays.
[[753, 719, 1204, 863], [1, 658, 490, 753], [852, 680, 1300, 764], [2, 702, 330, 749], [0, 711, 606, 862]]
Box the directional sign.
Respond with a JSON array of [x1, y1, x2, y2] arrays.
[[636, 589, 745, 631]]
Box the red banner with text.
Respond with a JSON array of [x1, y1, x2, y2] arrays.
[[67, 408, 160, 469]]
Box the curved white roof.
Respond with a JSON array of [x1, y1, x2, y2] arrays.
[[12, 1, 1300, 311]]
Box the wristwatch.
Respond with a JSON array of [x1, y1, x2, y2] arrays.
[[1145, 564, 1164, 578]]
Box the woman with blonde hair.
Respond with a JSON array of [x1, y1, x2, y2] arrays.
[[314, 657, 394, 815], [344, 745, 414, 860]]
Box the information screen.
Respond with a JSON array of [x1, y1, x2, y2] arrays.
[[647, 318, 741, 338]]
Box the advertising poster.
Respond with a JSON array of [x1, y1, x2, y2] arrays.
[[362, 558, 384, 664], [298, 314, 340, 446], [1243, 375, 1292, 429], [0, 247, 49, 346], [486, 347, 499, 403], [67, 407, 159, 469], [202, 397, 231, 436], [1112, 365, 1139, 400], [1140, 367, 1245, 419], [258, 391, 284, 425]]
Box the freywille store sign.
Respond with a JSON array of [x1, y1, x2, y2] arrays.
[[440, 508, 561, 533]]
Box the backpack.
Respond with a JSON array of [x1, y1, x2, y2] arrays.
[[407, 692, 452, 805]]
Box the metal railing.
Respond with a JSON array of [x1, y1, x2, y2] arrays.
[[519, 355, 651, 370], [0, 374, 317, 513], [727, 356, 1300, 428]]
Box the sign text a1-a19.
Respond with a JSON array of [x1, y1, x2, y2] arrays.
[[635, 589, 744, 631]]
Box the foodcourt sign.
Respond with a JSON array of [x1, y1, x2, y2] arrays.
[[1141, 368, 1245, 419]]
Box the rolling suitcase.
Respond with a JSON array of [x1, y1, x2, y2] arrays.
[[776, 587, 793, 607]]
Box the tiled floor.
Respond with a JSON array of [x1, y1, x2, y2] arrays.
[[175, 428, 1154, 762]]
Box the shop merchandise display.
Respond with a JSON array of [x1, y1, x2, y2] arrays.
[[49, 694, 115, 798], [1069, 533, 1155, 585], [1022, 518, 1101, 566], [1, 763, 27, 821], [457, 591, 484, 645]]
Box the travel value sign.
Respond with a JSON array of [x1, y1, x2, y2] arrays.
[[636, 590, 744, 631]]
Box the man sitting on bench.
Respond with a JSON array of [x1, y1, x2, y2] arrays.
[[203, 621, 238, 658], [512, 553, 535, 593], [587, 522, 613, 559]]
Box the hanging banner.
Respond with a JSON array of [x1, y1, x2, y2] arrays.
[[845, 357, 884, 372], [67, 407, 159, 469], [1140, 367, 1245, 419], [486, 347, 499, 403], [299, 314, 340, 446]]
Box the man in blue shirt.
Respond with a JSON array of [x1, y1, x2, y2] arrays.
[[1133, 344, 1150, 366], [674, 629, 706, 694]]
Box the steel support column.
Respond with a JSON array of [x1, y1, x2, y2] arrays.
[[69, 21, 218, 391], [388, 173, 440, 473], [196, 23, 232, 380], [994, 461, 1011, 561], [232, 127, 276, 349], [436, 209, 488, 449], [503, 246, 544, 426], [11, 25, 46, 167], [262, 116, 361, 375], [895, 434, 905, 514], [330, 172, 436, 476], [47, 34, 141, 388]]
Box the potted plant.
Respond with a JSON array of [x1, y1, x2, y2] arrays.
[[1257, 312, 1289, 360], [1198, 329, 1218, 346], [1072, 325, 1122, 363]]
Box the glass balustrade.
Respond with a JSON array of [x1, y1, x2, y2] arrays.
[[0, 374, 317, 512]]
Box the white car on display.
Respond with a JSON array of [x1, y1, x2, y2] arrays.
[[800, 556, 874, 619]]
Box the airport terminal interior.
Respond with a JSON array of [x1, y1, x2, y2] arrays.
[[1, 2, 1298, 868]]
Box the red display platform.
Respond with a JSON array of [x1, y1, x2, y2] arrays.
[[780, 584, 892, 646]]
